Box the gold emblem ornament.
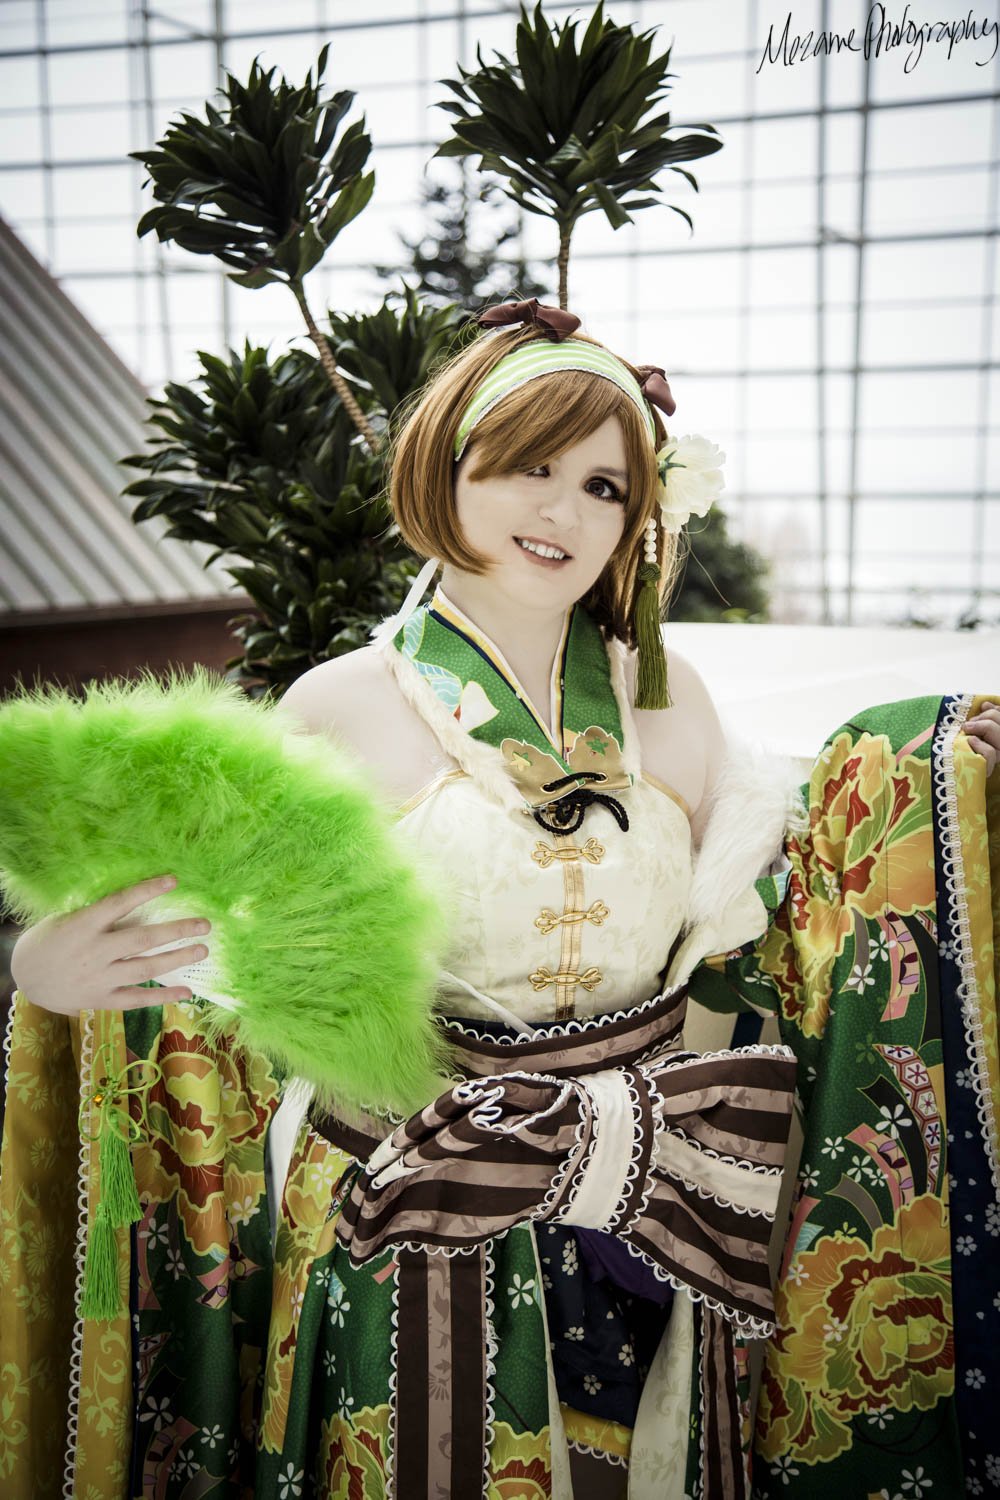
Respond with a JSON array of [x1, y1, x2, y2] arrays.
[[501, 728, 630, 809]]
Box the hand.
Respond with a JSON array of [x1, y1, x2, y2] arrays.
[[961, 701, 1000, 775], [10, 874, 212, 1015]]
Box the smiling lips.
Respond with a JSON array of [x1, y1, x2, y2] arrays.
[[514, 536, 572, 568]]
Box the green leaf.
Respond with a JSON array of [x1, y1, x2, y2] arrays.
[[592, 180, 632, 229], [228, 265, 284, 288]]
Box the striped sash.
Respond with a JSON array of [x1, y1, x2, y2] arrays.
[[316, 984, 796, 1498]]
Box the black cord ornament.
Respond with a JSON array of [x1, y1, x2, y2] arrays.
[[531, 772, 630, 835]]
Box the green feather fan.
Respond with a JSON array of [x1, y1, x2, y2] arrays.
[[0, 668, 454, 1119]]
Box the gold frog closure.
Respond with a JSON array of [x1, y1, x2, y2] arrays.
[[534, 901, 610, 935], [528, 966, 604, 993], [531, 838, 605, 869]]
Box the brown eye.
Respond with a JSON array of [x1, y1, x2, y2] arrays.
[[589, 476, 625, 503]]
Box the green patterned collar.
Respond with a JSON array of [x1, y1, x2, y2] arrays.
[[391, 587, 632, 814]]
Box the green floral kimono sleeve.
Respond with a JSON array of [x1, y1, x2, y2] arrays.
[[689, 693, 1000, 1499]]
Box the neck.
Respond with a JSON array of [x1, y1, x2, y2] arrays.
[[435, 571, 572, 712]]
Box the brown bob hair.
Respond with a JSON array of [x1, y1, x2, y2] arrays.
[[388, 324, 682, 649]]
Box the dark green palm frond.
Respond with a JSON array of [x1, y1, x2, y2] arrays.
[[435, 2, 721, 242], [130, 43, 374, 289]]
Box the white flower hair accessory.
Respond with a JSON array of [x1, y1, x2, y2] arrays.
[[655, 433, 726, 532]]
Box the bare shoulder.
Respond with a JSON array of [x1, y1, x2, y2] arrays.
[[619, 641, 727, 839], [277, 646, 451, 806], [279, 646, 392, 726]]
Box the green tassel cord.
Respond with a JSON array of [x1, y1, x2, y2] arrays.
[[634, 562, 672, 710], [78, 1042, 162, 1320], [79, 1201, 121, 1321]]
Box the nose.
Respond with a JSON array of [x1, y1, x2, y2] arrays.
[[537, 481, 580, 530]]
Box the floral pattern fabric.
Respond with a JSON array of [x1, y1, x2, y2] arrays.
[[0, 995, 281, 1499], [689, 693, 999, 1499], [1, 692, 995, 1499]]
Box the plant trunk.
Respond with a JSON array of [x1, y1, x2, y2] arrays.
[[557, 225, 572, 310], [292, 282, 381, 453]]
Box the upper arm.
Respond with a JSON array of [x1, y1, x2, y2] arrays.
[[623, 641, 728, 849], [662, 649, 729, 849], [276, 655, 364, 746]]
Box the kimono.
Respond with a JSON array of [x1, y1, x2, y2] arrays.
[[0, 680, 996, 1499]]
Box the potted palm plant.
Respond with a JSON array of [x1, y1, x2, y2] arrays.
[[435, 0, 723, 307]]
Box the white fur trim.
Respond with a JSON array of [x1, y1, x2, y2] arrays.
[[685, 738, 807, 933], [381, 645, 526, 814]]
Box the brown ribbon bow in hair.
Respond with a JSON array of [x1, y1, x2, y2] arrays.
[[476, 298, 581, 342], [636, 364, 677, 418]]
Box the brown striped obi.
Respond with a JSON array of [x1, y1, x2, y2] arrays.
[[315, 981, 797, 1499]]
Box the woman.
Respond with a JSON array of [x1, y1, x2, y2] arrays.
[[6, 306, 999, 1499]]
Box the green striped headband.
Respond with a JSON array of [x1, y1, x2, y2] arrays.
[[454, 339, 657, 460]]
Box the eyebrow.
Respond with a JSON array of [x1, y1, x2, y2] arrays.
[[595, 465, 628, 480]]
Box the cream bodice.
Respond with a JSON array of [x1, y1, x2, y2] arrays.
[[393, 769, 693, 1029]]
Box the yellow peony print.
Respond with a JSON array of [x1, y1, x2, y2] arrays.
[[134, 1003, 279, 1258], [487, 1420, 553, 1499], [316, 1403, 392, 1497], [760, 732, 935, 1039], [757, 1193, 953, 1466]]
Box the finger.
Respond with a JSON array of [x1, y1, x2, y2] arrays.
[[106, 915, 211, 961], [93, 874, 180, 927], [963, 734, 997, 771], [104, 984, 194, 1011], [111, 941, 210, 986]]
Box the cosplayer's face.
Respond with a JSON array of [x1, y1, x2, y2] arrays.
[[452, 415, 629, 613]]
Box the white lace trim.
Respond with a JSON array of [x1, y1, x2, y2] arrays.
[[656, 1130, 785, 1183], [482, 1240, 499, 1494], [603, 1069, 648, 1234], [542, 1092, 599, 1230], [378, 1233, 499, 1495], [616, 1236, 776, 1341], [454, 1072, 578, 1135], [1, 991, 15, 1133], [455, 1070, 593, 1229], [617, 1067, 664, 1240], [386, 1245, 401, 1495], [651, 1158, 777, 1220], [567, 1438, 629, 1469], [381, 644, 525, 814], [696, 1296, 709, 1497], [63, 1007, 95, 1499], [933, 693, 1000, 1197], [438, 978, 688, 1046]]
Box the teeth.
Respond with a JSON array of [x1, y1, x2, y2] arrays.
[[517, 538, 568, 560]]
